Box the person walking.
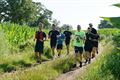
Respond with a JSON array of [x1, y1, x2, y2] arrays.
[[63, 26, 72, 55], [48, 24, 60, 59], [34, 23, 47, 64], [56, 28, 65, 57], [73, 25, 86, 67]]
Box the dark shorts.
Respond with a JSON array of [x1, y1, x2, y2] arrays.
[[74, 46, 83, 54], [35, 41, 44, 53], [92, 41, 98, 48], [50, 40, 57, 48], [84, 43, 93, 53], [65, 39, 71, 46], [57, 44, 63, 49]]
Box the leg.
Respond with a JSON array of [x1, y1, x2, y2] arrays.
[[50, 41, 56, 57], [73, 46, 78, 67], [52, 47, 55, 56], [35, 52, 40, 63], [79, 53, 83, 67], [66, 44, 70, 55], [39, 52, 42, 63], [88, 51, 91, 64], [79, 47, 83, 67], [57, 49, 61, 57], [92, 47, 97, 58], [73, 52, 78, 67], [84, 51, 89, 63]]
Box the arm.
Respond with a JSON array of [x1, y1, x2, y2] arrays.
[[34, 32, 37, 41], [43, 32, 47, 41], [48, 31, 51, 39]]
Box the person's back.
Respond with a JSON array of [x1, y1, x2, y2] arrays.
[[91, 28, 97, 34]]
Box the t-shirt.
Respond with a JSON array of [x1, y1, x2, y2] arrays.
[[48, 30, 60, 42], [74, 31, 85, 47], [91, 28, 97, 34], [57, 33, 65, 45], [63, 31, 72, 40], [35, 31, 46, 41], [85, 33, 93, 45], [90, 28, 99, 40]]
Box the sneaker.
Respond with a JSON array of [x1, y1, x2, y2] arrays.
[[36, 60, 41, 64], [88, 58, 91, 64], [97, 51, 99, 54], [72, 64, 77, 68], [58, 54, 61, 57], [79, 62, 82, 67], [92, 54, 95, 59], [85, 59, 88, 64]]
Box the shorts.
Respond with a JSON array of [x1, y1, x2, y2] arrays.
[[74, 46, 83, 54], [84, 43, 93, 53], [65, 39, 70, 46], [57, 44, 63, 49], [92, 41, 98, 48], [50, 40, 57, 48], [35, 41, 44, 53]]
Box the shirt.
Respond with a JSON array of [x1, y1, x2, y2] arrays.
[[91, 28, 97, 34], [57, 33, 65, 45], [35, 31, 46, 41], [63, 31, 72, 40], [85, 33, 93, 45], [74, 31, 85, 47], [48, 30, 60, 42]]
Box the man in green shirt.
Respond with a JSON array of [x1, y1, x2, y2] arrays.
[[73, 25, 86, 67]]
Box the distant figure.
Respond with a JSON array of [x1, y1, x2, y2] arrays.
[[89, 23, 99, 58], [57, 28, 65, 57], [73, 25, 86, 68], [63, 26, 72, 55], [84, 27, 93, 64], [48, 24, 60, 58], [34, 23, 46, 64]]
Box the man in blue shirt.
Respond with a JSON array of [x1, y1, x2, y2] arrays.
[[57, 28, 65, 57]]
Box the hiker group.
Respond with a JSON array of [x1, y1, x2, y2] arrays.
[[34, 23, 100, 68]]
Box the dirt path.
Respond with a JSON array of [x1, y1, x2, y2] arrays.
[[56, 43, 104, 80]]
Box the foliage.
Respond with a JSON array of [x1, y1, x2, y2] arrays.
[[98, 20, 112, 29], [100, 4, 120, 29], [61, 24, 73, 30], [101, 17, 120, 29], [0, 0, 37, 24], [0, 0, 53, 27]]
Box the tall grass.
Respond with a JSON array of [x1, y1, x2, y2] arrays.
[[0, 56, 75, 80]]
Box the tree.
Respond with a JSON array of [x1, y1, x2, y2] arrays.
[[30, 2, 53, 27], [61, 24, 73, 30], [52, 19, 60, 26], [98, 20, 112, 29], [0, 0, 37, 24]]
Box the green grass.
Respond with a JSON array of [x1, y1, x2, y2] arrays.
[[0, 22, 120, 80], [0, 56, 75, 80]]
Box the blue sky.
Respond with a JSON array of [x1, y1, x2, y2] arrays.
[[33, 0, 120, 30]]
